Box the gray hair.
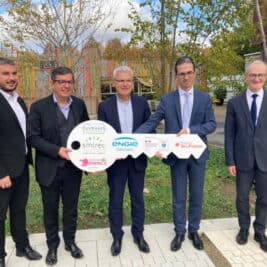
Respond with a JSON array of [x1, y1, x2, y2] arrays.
[[112, 66, 134, 79], [245, 60, 267, 74], [0, 57, 15, 66]]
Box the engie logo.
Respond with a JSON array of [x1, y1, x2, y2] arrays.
[[112, 137, 138, 148]]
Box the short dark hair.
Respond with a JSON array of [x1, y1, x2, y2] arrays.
[[174, 56, 195, 75], [0, 57, 15, 66], [51, 66, 74, 81]]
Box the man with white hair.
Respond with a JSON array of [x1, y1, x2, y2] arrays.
[[98, 66, 151, 256], [225, 60, 267, 252]]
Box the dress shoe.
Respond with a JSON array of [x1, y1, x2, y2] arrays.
[[65, 243, 83, 259], [236, 228, 249, 245], [46, 248, 57, 265], [254, 233, 267, 252], [170, 234, 185, 251], [111, 239, 122, 256], [16, 245, 42, 260], [133, 236, 150, 253], [0, 258, 5, 267], [188, 232, 204, 250]]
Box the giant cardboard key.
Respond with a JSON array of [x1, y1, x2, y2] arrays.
[[67, 120, 206, 172]]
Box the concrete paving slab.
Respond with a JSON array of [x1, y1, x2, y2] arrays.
[[4, 217, 267, 267]]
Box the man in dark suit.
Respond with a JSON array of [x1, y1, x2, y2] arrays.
[[225, 60, 267, 252], [0, 57, 42, 267], [27, 67, 89, 265], [98, 66, 151, 256], [136, 57, 216, 251]]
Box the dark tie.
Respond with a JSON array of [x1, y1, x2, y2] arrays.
[[251, 94, 258, 127]]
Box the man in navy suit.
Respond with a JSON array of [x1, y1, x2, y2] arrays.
[[0, 57, 42, 267], [28, 67, 89, 265], [225, 60, 267, 252], [136, 57, 216, 251], [98, 66, 151, 256]]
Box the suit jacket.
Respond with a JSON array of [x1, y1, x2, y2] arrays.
[[97, 94, 151, 172], [225, 90, 267, 172], [27, 94, 89, 186], [136, 89, 216, 165], [0, 93, 32, 179]]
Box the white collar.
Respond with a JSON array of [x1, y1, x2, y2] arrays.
[[246, 88, 263, 98], [0, 88, 18, 101]]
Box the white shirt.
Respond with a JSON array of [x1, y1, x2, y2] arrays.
[[0, 89, 27, 153], [246, 88, 263, 124]]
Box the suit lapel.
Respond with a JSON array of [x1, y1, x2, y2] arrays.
[[257, 89, 267, 127], [0, 93, 24, 133], [111, 96, 121, 133], [47, 95, 61, 136], [17, 97, 27, 114], [131, 95, 138, 131], [69, 97, 79, 124], [190, 89, 198, 126], [240, 92, 254, 129], [174, 90, 182, 127]]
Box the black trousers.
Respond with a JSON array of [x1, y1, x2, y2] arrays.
[[0, 163, 29, 258], [40, 163, 82, 249], [236, 165, 267, 234], [107, 158, 145, 240]]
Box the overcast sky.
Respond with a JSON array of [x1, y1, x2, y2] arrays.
[[0, 0, 147, 46], [96, 0, 149, 45]]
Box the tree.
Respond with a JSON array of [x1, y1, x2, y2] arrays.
[[254, 0, 267, 61], [103, 38, 125, 62], [0, 0, 118, 67], [120, 0, 183, 95], [203, 16, 256, 86], [119, 0, 251, 95]]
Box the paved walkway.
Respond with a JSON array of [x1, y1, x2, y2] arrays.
[[5, 217, 267, 267]]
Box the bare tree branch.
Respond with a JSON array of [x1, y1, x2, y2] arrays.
[[0, 0, 118, 67]]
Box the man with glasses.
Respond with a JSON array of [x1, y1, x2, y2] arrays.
[[98, 66, 151, 256], [136, 56, 216, 251], [28, 67, 89, 265], [225, 60, 267, 252]]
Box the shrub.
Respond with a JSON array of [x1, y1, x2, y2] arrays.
[[214, 84, 227, 100]]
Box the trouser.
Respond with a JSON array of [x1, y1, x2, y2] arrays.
[[170, 157, 205, 234], [40, 164, 82, 249], [0, 163, 29, 258], [236, 166, 267, 234], [107, 158, 145, 240]]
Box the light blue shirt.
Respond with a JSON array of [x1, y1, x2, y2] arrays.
[[116, 95, 133, 133], [53, 94, 73, 119], [178, 88, 193, 131]]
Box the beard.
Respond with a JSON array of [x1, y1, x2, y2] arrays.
[[0, 84, 17, 92]]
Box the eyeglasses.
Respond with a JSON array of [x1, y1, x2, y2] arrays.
[[114, 79, 133, 83], [53, 80, 74, 85], [247, 73, 266, 79], [176, 71, 195, 78]]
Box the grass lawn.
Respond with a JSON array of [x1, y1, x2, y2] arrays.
[[6, 145, 236, 235]]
